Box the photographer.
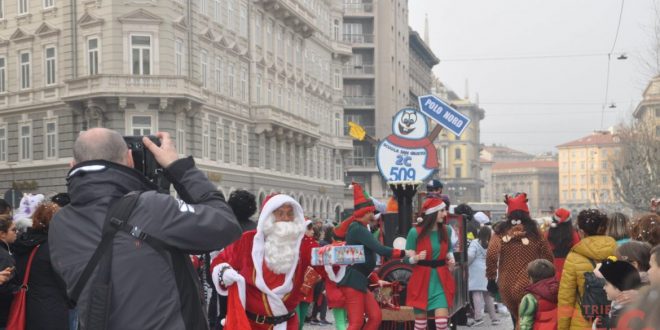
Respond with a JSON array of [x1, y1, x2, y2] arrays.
[[49, 128, 241, 330]]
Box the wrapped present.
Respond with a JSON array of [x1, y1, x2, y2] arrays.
[[301, 266, 321, 298], [311, 245, 366, 266], [371, 281, 402, 310]]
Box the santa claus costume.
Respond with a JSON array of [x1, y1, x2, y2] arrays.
[[211, 194, 321, 330], [405, 197, 456, 330], [485, 193, 554, 327], [334, 183, 405, 330], [545, 208, 580, 281]]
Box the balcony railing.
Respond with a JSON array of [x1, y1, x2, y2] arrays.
[[345, 157, 376, 168], [344, 3, 374, 14], [344, 96, 375, 106], [343, 34, 374, 44], [343, 64, 375, 75]]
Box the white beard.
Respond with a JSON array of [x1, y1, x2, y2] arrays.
[[262, 215, 304, 274]]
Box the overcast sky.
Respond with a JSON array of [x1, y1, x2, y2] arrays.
[[408, 0, 658, 155]]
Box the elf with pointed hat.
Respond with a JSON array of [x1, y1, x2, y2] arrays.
[[210, 193, 326, 330], [486, 193, 554, 327], [405, 197, 456, 330], [545, 208, 580, 281], [334, 183, 406, 330]]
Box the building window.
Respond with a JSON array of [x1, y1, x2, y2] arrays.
[[202, 121, 210, 159], [18, 0, 28, 14], [227, 63, 234, 97], [0, 0, 4, 19], [44, 119, 57, 159], [88, 37, 99, 75], [229, 125, 237, 163], [267, 81, 273, 103], [242, 130, 248, 166], [655, 108, 660, 117], [199, 0, 207, 15], [130, 35, 151, 75], [0, 57, 5, 93], [601, 160, 608, 169], [561, 190, 567, 200], [176, 115, 186, 155], [258, 135, 265, 168], [175, 39, 184, 76], [216, 123, 224, 162], [333, 19, 340, 40], [266, 19, 273, 53], [227, 0, 234, 30], [240, 67, 247, 101], [255, 74, 262, 103], [277, 26, 284, 58], [19, 122, 32, 161], [334, 69, 340, 89], [455, 166, 462, 178], [255, 12, 262, 46], [334, 113, 341, 136], [215, 57, 223, 94], [0, 125, 6, 162], [239, 4, 248, 37], [19, 51, 31, 89], [43, 0, 53, 8], [601, 175, 608, 184], [454, 148, 462, 160], [571, 190, 577, 200], [130, 115, 153, 135], [200, 50, 208, 88], [44, 46, 57, 85]]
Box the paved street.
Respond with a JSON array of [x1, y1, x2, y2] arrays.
[[303, 308, 514, 329]]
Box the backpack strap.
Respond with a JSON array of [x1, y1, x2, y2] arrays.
[[68, 191, 142, 306]]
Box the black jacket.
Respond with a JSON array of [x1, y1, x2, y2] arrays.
[[0, 240, 16, 326], [13, 230, 68, 330], [49, 157, 242, 330]]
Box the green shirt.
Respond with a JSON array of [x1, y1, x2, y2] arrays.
[[338, 222, 393, 292]]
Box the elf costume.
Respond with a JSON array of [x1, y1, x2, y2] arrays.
[[545, 208, 580, 281], [405, 197, 456, 330], [334, 183, 405, 330]]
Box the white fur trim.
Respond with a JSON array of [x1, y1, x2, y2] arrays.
[[252, 194, 305, 330], [211, 263, 246, 307], [13, 218, 33, 233], [424, 203, 446, 215], [324, 265, 347, 283]]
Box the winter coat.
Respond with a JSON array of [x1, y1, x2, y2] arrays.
[[0, 240, 16, 327], [557, 235, 617, 330], [13, 230, 68, 330], [519, 277, 559, 330], [467, 240, 488, 292], [49, 158, 242, 330]]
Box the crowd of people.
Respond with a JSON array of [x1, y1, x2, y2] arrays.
[[0, 127, 657, 330]]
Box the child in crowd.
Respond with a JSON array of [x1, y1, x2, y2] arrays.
[[518, 259, 558, 330], [467, 226, 499, 326], [597, 257, 642, 329], [649, 245, 660, 286]]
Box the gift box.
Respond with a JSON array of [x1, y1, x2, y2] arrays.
[[311, 245, 366, 266]]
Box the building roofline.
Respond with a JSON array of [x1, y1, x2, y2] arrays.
[[409, 28, 439, 67]]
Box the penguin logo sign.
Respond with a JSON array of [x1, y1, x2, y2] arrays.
[[377, 108, 439, 182]]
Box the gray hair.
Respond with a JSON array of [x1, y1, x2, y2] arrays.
[[73, 128, 127, 164]]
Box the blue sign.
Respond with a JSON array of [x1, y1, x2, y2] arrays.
[[418, 95, 471, 136]]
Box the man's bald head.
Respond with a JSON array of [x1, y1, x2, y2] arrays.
[[73, 128, 128, 165]]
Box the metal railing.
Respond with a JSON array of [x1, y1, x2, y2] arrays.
[[343, 3, 374, 14], [342, 64, 375, 75], [345, 157, 376, 167], [343, 96, 375, 106], [343, 34, 374, 44]]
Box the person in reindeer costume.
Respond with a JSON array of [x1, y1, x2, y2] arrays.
[[486, 193, 553, 327], [210, 194, 323, 330]]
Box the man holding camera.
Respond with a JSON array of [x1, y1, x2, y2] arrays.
[[49, 128, 242, 330]]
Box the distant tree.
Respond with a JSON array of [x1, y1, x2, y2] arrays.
[[611, 121, 660, 212], [640, 0, 660, 79]]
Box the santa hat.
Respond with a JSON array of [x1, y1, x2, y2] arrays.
[[504, 193, 529, 215], [416, 198, 446, 223], [352, 182, 375, 218], [599, 256, 642, 291], [261, 192, 280, 210], [551, 208, 572, 227]]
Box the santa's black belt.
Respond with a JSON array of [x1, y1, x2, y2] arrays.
[[246, 310, 295, 325], [417, 259, 446, 268]]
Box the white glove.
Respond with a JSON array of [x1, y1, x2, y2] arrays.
[[212, 263, 244, 295]]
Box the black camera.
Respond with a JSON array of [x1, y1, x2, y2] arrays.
[[123, 136, 171, 192]]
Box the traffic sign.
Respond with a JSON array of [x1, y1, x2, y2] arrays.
[[418, 95, 471, 136]]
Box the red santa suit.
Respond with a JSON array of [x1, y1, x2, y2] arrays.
[[211, 194, 315, 330]]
